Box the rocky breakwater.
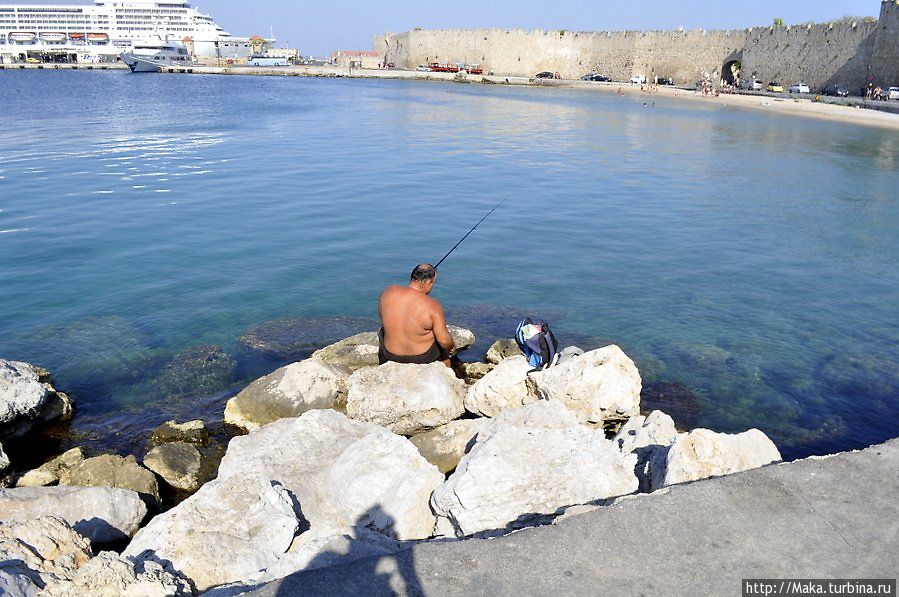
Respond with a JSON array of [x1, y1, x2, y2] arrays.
[[1, 330, 786, 594]]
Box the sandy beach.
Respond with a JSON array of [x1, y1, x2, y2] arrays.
[[186, 63, 899, 131]]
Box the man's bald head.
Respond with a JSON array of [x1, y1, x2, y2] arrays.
[[411, 263, 437, 283]]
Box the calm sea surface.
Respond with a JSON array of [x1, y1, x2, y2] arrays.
[[1, 71, 897, 460]]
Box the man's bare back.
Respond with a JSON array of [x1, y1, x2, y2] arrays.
[[378, 264, 454, 366]]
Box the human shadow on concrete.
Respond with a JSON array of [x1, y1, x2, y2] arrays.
[[260, 505, 425, 597]]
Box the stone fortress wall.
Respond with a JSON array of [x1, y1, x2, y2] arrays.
[[375, 0, 898, 92]]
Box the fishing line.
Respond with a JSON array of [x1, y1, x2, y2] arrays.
[[434, 197, 507, 269]]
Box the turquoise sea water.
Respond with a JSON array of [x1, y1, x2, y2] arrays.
[[1, 70, 897, 460]]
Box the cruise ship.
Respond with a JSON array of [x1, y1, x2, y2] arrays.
[[0, 0, 253, 62]]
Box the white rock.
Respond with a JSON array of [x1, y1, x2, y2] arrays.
[[463, 356, 535, 417], [485, 338, 520, 364], [526, 345, 641, 425], [217, 411, 443, 540], [431, 400, 639, 536], [447, 325, 475, 351], [613, 411, 678, 492], [346, 362, 465, 435], [17, 447, 85, 488], [410, 419, 489, 473], [0, 485, 147, 544], [43, 551, 191, 596], [0, 516, 92, 597], [0, 441, 8, 474], [613, 410, 678, 454], [123, 475, 300, 592], [0, 360, 72, 439], [225, 359, 347, 432], [651, 428, 782, 490], [311, 331, 381, 373]]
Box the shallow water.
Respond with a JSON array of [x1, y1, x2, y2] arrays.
[[1, 71, 897, 460]]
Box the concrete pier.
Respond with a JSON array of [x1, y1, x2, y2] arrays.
[[250, 438, 899, 596]]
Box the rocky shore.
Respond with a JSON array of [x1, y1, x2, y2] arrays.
[[2, 326, 812, 595]]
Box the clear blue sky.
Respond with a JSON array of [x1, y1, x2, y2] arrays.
[[207, 0, 879, 56], [17, 0, 882, 56]]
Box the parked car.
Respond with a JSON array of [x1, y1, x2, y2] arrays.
[[535, 71, 555, 79], [656, 77, 673, 85], [743, 79, 764, 91], [580, 73, 596, 81], [591, 74, 610, 82], [789, 83, 810, 94], [822, 84, 849, 97], [580, 73, 609, 82], [630, 75, 646, 84], [766, 82, 784, 93], [415, 65, 430, 71], [26, 57, 40, 64], [386, 62, 396, 68], [888, 87, 899, 100]]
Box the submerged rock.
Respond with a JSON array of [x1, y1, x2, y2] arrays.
[[431, 401, 638, 537], [225, 359, 347, 432], [60, 454, 160, 506], [16, 447, 85, 488], [526, 345, 641, 425], [640, 380, 703, 430], [153, 344, 236, 399], [464, 356, 535, 417], [43, 551, 191, 597], [238, 317, 378, 360], [650, 428, 782, 491], [410, 418, 489, 474], [346, 362, 466, 435], [0, 359, 73, 439], [0, 485, 146, 544], [150, 419, 209, 445], [0, 516, 92, 596], [143, 442, 207, 492], [123, 476, 300, 592]]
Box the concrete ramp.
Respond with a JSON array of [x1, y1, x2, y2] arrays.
[[250, 438, 899, 596]]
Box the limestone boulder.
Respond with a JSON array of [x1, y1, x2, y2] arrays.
[[0, 516, 92, 596], [346, 362, 465, 435], [60, 454, 160, 506], [410, 418, 489, 473], [216, 410, 443, 540], [0, 359, 73, 439], [17, 447, 85, 488], [225, 359, 347, 432], [311, 332, 380, 373], [143, 442, 207, 492], [150, 419, 209, 445], [123, 475, 300, 592], [526, 345, 641, 425], [650, 428, 782, 491], [613, 411, 678, 492], [43, 551, 192, 597], [453, 361, 495, 385], [0, 485, 146, 544], [431, 400, 638, 536], [447, 325, 476, 352], [464, 356, 535, 417], [486, 338, 520, 364]]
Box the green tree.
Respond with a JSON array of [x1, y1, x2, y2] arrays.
[[773, 18, 784, 27]]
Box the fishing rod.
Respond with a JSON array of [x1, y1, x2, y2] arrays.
[[434, 197, 507, 269]]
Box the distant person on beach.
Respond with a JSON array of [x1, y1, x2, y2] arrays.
[[378, 263, 455, 367]]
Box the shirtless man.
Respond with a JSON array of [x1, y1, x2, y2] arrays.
[[378, 263, 455, 367]]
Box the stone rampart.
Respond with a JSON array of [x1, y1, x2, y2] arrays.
[[376, 1, 898, 91]]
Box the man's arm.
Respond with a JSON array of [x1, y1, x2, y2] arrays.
[[430, 302, 455, 355]]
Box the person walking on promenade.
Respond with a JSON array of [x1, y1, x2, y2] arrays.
[[378, 263, 455, 367]]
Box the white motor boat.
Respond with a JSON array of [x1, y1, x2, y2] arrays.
[[120, 39, 193, 73]]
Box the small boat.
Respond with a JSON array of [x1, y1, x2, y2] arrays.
[[10, 32, 37, 43], [88, 32, 109, 43], [40, 32, 68, 43], [120, 39, 194, 73]]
